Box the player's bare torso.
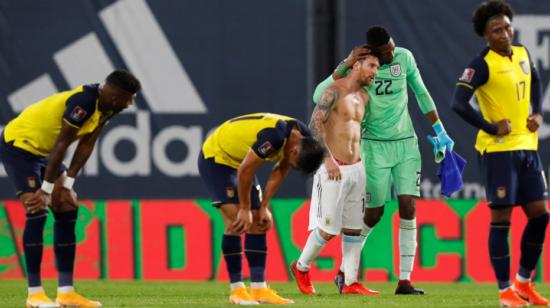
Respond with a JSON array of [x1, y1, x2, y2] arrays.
[[325, 87, 368, 164]]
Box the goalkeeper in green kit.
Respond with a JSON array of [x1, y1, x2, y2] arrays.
[[313, 26, 454, 295]]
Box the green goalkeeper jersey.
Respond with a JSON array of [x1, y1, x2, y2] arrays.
[[313, 47, 436, 140]]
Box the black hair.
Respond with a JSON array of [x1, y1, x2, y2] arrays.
[[366, 26, 391, 48], [296, 137, 326, 176], [472, 0, 514, 37], [106, 69, 142, 94]]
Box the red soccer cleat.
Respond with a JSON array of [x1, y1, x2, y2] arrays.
[[342, 282, 380, 295], [499, 287, 529, 307], [513, 280, 550, 306], [290, 261, 316, 295]]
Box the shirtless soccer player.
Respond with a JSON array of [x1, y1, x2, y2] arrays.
[[290, 53, 380, 295]]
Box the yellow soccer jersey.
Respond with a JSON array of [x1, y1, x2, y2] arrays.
[[202, 113, 310, 168], [3, 84, 104, 157], [456, 45, 537, 153]]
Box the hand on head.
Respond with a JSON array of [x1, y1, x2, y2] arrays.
[[344, 45, 371, 68]]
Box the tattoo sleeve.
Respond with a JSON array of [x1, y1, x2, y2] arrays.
[[309, 87, 338, 144]]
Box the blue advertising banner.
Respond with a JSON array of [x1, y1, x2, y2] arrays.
[[0, 0, 309, 198], [1, 0, 548, 199]]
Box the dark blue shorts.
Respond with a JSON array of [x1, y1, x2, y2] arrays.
[[478, 150, 548, 208], [197, 151, 261, 209], [0, 131, 67, 197]]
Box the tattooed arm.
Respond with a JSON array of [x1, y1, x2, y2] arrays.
[[309, 86, 342, 180], [309, 86, 338, 144]]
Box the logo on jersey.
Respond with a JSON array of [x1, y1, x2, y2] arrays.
[[258, 141, 274, 156], [459, 68, 475, 83], [519, 60, 529, 75], [70, 106, 88, 122], [390, 64, 401, 77], [226, 187, 235, 198], [497, 186, 506, 199], [27, 176, 36, 189]]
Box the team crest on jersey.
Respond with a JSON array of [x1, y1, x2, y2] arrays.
[[365, 192, 371, 203], [27, 176, 36, 189], [70, 106, 88, 122], [258, 141, 274, 156], [226, 187, 235, 198], [497, 186, 506, 199], [389, 64, 401, 77], [459, 68, 475, 83], [324, 217, 331, 226], [519, 60, 529, 75]]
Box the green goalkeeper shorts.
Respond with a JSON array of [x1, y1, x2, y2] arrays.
[[360, 137, 421, 208]]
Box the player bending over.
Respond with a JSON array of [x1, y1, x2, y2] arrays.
[[198, 113, 325, 305], [0, 70, 141, 308]]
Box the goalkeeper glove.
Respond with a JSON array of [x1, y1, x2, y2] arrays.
[[433, 120, 454, 152], [427, 136, 446, 163]]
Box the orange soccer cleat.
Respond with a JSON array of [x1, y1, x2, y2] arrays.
[[229, 287, 259, 305], [499, 287, 529, 307], [26, 291, 58, 308], [56, 290, 102, 307], [250, 287, 294, 304], [342, 282, 380, 295], [290, 261, 316, 295], [513, 280, 550, 306]]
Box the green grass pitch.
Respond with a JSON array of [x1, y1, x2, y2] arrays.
[[2, 280, 549, 307]]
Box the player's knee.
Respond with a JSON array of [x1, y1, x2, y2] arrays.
[[20, 193, 35, 211], [364, 208, 383, 227], [398, 195, 415, 205], [50, 188, 79, 213], [398, 202, 416, 219], [490, 207, 512, 223], [51, 201, 79, 213], [247, 223, 266, 233], [399, 209, 415, 220], [317, 229, 336, 241], [363, 215, 380, 227], [524, 201, 549, 219], [224, 224, 239, 235], [342, 228, 361, 236]]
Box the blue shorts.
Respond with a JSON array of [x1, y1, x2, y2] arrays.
[[479, 150, 548, 208], [0, 131, 67, 197], [197, 151, 261, 209]]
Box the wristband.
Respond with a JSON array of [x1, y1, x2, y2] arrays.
[[432, 120, 445, 135], [334, 60, 348, 76], [63, 177, 75, 190], [41, 181, 54, 194]]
